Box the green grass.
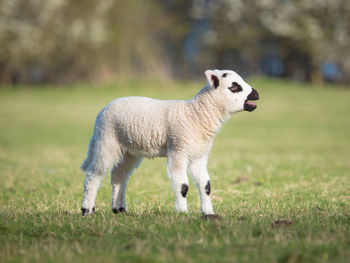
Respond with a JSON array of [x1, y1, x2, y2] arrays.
[[0, 78, 349, 263]]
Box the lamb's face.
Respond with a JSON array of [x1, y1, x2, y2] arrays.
[[205, 69, 259, 114]]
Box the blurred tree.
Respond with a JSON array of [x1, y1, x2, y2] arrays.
[[204, 0, 350, 83], [0, 0, 102, 83], [200, 0, 269, 75], [0, 0, 349, 85], [259, 0, 350, 83], [0, 0, 171, 84]]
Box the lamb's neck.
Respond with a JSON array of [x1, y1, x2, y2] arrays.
[[187, 87, 228, 139]]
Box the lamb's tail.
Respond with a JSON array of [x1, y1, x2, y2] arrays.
[[81, 136, 96, 172]]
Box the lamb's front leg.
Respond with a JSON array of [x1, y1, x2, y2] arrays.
[[188, 155, 215, 216], [167, 154, 189, 213]]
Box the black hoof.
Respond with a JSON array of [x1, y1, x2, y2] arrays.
[[112, 207, 127, 214], [81, 207, 95, 215], [202, 214, 222, 220]]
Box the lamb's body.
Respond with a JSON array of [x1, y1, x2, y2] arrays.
[[86, 97, 173, 164], [82, 87, 225, 173], [111, 97, 171, 158], [80, 70, 259, 216]]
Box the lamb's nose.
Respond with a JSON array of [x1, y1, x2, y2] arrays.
[[247, 88, 259, 100]]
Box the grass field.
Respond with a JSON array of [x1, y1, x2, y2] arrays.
[[0, 78, 349, 263]]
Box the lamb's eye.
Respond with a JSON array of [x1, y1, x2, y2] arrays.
[[228, 82, 242, 93]]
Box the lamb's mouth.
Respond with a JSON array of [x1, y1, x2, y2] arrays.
[[244, 88, 259, 112], [244, 100, 257, 112]]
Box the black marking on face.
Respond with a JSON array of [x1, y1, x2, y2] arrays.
[[247, 88, 259, 100], [222, 73, 228, 78], [205, 181, 211, 195], [211, 75, 219, 88], [244, 88, 259, 112], [181, 184, 189, 198], [228, 82, 243, 93]]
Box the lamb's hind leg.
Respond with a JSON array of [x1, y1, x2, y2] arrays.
[[81, 171, 105, 215], [81, 136, 122, 215], [111, 153, 143, 214]]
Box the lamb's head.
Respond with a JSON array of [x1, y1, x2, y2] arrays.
[[205, 69, 259, 114]]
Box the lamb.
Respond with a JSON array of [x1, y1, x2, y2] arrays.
[[80, 69, 259, 217]]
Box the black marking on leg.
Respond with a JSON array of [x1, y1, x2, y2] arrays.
[[205, 180, 211, 196], [112, 207, 127, 214], [181, 184, 189, 198], [81, 207, 87, 215], [81, 207, 95, 216], [118, 207, 126, 213]]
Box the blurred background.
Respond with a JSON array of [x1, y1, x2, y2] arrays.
[[0, 0, 350, 85]]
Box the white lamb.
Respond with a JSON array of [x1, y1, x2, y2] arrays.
[[81, 69, 259, 218]]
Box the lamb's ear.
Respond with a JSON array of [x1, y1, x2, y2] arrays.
[[205, 70, 219, 88]]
